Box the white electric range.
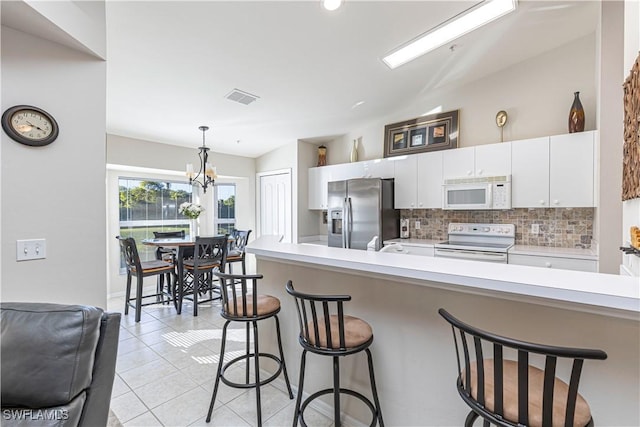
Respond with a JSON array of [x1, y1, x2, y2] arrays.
[[434, 223, 515, 264]]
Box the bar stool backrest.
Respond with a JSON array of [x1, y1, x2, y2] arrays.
[[286, 281, 357, 354], [214, 272, 267, 319], [117, 237, 142, 274], [438, 308, 607, 427]]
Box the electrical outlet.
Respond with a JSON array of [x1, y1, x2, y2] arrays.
[[16, 239, 47, 261], [531, 224, 540, 235], [415, 221, 421, 230]]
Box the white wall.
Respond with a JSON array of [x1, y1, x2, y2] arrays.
[[255, 142, 298, 241], [106, 134, 256, 296], [621, 0, 640, 276], [596, 1, 625, 274], [1, 25, 107, 307], [324, 34, 597, 163], [297, 140, 319, 238]]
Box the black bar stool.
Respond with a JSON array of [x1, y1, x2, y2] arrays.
[[206, 272, 293, 426], [286, 281, 384, 427], [439, 308, 608, 427]]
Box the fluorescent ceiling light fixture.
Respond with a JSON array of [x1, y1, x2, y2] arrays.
[[323, 0, 343, 11], [383, 0, 517, 69]]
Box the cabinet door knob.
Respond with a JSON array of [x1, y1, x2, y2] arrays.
[[467, 170, 472, 176], [553, 200, 559, 205], [539, 200, 545, 205], [545, 262, 552, 268], [419, 202, 423, 207], [477, 169, 483, 175]]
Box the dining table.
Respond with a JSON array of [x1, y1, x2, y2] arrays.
[[142, 234, 232, 314]]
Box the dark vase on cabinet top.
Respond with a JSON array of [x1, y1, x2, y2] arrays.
[[568, 91, 585, 133]]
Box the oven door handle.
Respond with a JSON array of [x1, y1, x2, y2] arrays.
[[435, 248, 507, 262]]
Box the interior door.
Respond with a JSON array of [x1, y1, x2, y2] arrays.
[[259, 171, 292, 243]]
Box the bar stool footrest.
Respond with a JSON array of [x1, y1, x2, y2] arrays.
[[298, 387, 379, 427], [220, 352, 284, 389]]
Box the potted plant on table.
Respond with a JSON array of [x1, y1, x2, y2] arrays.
[[179, 202, 204, 236]]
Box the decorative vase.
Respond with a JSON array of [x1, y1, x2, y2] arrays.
[[568, 91, 585, 133], [317, 145, 327, 167], [350, 139, 359, 163], [190, 218, 199, 237]]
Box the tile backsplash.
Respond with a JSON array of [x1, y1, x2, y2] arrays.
[[401, 208, 594, 248]]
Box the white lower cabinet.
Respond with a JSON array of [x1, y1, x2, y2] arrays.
[[508, 254, 597, 272]]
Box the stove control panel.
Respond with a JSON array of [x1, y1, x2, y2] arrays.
[[448, 223, 515, 237]]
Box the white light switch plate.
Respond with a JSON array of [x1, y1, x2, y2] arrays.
[[16, 239, 46, 261], [415, 221, 421, 229]]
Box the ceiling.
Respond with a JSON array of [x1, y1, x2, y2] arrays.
[[6, 1, 601, 159]]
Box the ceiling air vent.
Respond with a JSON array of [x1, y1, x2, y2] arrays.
[[225, 88, 260, 105]]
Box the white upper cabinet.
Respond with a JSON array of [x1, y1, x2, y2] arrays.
[[442, 143, 511, 179], [511, 137, 550, 208], [442, 146, 474, 178], [549, 131, 595, 207], [416, 151, 444, 208], [362, 158, 395, 179], [308, 158, 396, 210], [308, 166, 329, 210], [309, 131, 596, 211], [394, 151, 443, 209], [393, 156, 418, 209]]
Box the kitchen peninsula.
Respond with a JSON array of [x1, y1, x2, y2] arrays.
[[248, 236, 639, 426]]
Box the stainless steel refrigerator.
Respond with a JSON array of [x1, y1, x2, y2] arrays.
[[327, 178, 399, 250]]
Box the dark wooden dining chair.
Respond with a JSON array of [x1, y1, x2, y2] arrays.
[[153, 230, 185, 303], [117, 236, 175, 322], [438, 308, 607, 427], [227, 229, 251, 274], [178, 235, 227, 316]]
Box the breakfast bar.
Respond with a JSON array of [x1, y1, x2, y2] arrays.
[[248, 236, 640, 426]]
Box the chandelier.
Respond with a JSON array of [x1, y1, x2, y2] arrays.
[[186, 125, 217, 193]]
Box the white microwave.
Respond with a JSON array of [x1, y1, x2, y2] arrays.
[[442, 175, 512, 210]]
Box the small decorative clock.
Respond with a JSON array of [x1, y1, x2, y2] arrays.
[[2, 105, 59, 147]]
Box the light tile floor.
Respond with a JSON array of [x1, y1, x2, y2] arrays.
[[107, 296, 335, 427]]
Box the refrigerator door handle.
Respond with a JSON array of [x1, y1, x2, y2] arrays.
[[346, 197, 353, 249], [342, 197, 348, 248]]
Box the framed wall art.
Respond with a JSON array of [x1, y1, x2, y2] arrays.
[[383, 110, 459, 158]]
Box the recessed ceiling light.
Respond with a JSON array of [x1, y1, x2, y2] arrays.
[[323, 0, 343, 11], [382, 0, 517, 69], [351, 100, 365, 109]]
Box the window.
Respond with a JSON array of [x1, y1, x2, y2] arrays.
[[118, 178, 193, 262], [215, 184, 236, 235]]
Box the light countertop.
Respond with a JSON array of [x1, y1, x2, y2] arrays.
[[383, 238, 440, 246], [509, 244, 597, 259], [248, 237, 639, 319]]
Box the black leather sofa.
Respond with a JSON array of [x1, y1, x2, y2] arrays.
[[1, 303, 121, 426]]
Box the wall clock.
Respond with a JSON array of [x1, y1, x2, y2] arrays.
[[2, 105, 59, 147]]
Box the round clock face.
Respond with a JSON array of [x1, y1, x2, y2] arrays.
[[2, 105, 59, 146]]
